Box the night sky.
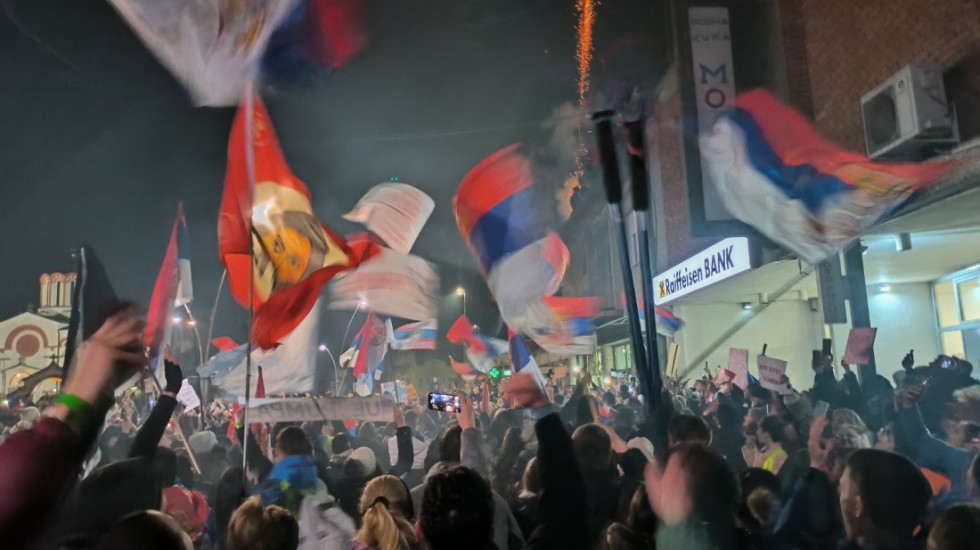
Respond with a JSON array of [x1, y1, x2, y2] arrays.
[[0, 0, 666, 359]]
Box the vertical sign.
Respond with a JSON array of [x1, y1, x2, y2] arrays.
[[817, 253, 848, 324], [689, 7, 736, 221]]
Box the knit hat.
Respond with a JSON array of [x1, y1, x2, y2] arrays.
[[19, 406, 40, 422], [346, 446, 377, 478], [162, 485, 210, 542], [188, 430, 217, 455]]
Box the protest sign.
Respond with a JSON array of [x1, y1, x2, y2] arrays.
[[843, 327, 877, 365], [666, 342, 680, 378], [176, 379, 201, 411], [757, 355, 792, 395], [713, 367, 735, 387], [245, 396, 395, 423], [728, 348, 749, 390]]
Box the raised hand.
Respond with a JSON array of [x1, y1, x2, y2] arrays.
[[163, 345, 183, 395]]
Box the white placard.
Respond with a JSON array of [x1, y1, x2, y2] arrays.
[[176, 379, 201, 411], [245, 396, 395, 423], [757, 355, 792, 395], [653, 237, 752, 305]]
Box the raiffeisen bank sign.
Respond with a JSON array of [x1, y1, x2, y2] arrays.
[[654, 237, 752, 305]]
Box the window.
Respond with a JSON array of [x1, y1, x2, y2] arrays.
[[933, 267, 980, 370]]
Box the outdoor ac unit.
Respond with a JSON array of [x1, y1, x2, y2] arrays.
[[861, 62, 959, 159]]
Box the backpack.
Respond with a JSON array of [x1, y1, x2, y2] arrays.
[[297, 483, 357, 550]]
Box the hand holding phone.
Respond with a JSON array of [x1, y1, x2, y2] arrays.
[[813, 400, 829, 420], [428, 392, 461, 414]]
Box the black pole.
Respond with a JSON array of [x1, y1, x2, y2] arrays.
[[593, 111, 654, 418], [625, 116, 663, 407], [844, 243, 877, 383]]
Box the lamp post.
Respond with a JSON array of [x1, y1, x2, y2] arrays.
[[455, 287, 466, 317], [318, 343, 341, 395]]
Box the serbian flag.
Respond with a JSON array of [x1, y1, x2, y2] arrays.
[[145, 204, 192, 372], [219, 94, 353, 349], [454, 144, 570, 328], [447, 315, 508, 372], [450, 357, 483, 382], [389, 320, 437, 351], [524, 296, 600, 355], [701, 89, 952, 264], [654, 307, 684, 338], [339, 312, 388, 396], [508, 331, 548, 389]]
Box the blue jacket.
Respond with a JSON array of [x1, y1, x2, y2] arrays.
[[898, 405, 979, 508], [260, 454, 320, 513]]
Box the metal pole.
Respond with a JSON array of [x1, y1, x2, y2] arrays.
[[242, 85, 256, 473], [204, 269, 227, 359], [593, 111, 654, 418], [844, 242, 876, 382], [145, 366, 202, 475], [626, 115, 663, 409]]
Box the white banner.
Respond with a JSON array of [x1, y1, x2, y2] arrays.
[[689, 6, 736, 221], [176, 379, 201, 411], [329, 248, 439, 321], [757, 355, 792, 395], [653, 237, 752, 305], [344, 183, 435, 254], [245, 396, 395, 423]]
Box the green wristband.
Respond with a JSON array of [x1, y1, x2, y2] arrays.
[[56, 393, 99, 434]]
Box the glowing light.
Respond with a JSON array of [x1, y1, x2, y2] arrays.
[[742, 302, 752, 310], [575, 0, 596, 106], [186, 319, 197, 327], [318, 344, 328, 352], [557, 176, 581, 220], [172, 316, 182, 325], [360, 300, 369, 307], [573, 365, 582, 374], [879, 284, 892, 293], [455, 287, 465, 297], [603, 376, 612, 386]]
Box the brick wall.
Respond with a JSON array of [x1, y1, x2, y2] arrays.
[[793, 0, 980, 151]]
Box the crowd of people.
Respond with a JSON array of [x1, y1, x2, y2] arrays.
[[2, 307, 980, 550]]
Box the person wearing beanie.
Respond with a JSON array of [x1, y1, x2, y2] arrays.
[[335, 446, 383, 523]]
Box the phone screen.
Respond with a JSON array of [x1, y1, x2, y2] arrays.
[[813, 400, 829, 420], [822, 338, 833, 357], [427, 392, 461, 414]]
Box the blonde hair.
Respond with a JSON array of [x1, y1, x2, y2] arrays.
[[358, 475, 417, 550], [226, 496, 298, 550]]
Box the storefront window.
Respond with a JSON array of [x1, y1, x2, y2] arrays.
[[934, 268, 980, 366], [957, 278, 980, 322], [613, 344, 633, 371], [935, 280, 958, 328]]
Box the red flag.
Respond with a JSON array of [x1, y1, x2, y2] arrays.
[[255, 366, 267, 399], [145, 204, 186, 366], [447, 315, 486, 353], [219, 94, 354, 348], [211, 337, 239, 353]]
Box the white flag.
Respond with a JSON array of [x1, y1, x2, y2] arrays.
[[344, 183, 435, 254]]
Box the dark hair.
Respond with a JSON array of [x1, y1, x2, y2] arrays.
[[213, 467, 247, 546], [420, 466, 494, 550], [96, 511, 189, 550], [963, 422, 980, 442], [929, 503, 980, 550], [358, 421, 379, 442], [276, 427, 313, 456], [626, 485, 658, 537], [668, 413, 712, 446], [572, 424, 613, 470], [759, 416, 787, 446], [174, 452, 195, 490], [152, 447, 177, 487], [438, 425, 463, 463], [845, 449, 931, 537], [332, 433, 352, 454], [747, 384, 771, 401], [668, 443, 740, 547], [404, 410, 420, 430], [716, 403, 740, 432]]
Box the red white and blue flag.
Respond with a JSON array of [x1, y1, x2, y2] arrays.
[[453, 144, 569, 328], [654, 307, 684, 338], [339, 312, 389, 395], [508, 330, 547, 389], [389, 320, 437, 351], [446, 315, 508, 373], [701, 89, 952, 263], [145, 204, 193, 373], [524, 296, 599, 355]]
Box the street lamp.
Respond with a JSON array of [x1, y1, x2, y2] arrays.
[[455, 287, 466, 316], [318, 343, 341, 394]]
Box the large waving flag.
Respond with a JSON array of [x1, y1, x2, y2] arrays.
[[654, 307, 684, 338], [145, 204, 193, 372], [450, 357, 484, 382], [701, 89, 951, 263], [62, 243, 118, 381], [524, 296, 600, 355], [197, 301, 321, 398], [509, 331, 548, 389], [343, 183, 435, 254], [219, 94, 353, 349], [446, 315, 508, 372], [389, 320, 437, 351], [453, 144, 570, 327], [328, 243, 439, 322]]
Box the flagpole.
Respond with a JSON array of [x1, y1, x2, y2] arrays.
[[592, 110, 654, 419], [242, 84, 256, 473], [145, 366, 202, 475], [205, 269, 227, 359]]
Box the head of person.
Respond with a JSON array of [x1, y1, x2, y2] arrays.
[[626, 485, 658, 536], [743, 407, 765, 434], [832, 409, 869, 436], [358, 475, 417, 550], [747, 384, 771, 407], [757, 416, 786, 448], [96, 511, 193, 550], [839, 449, 931, 545], [438, 425, 463, 463], [715, 403, 741, 432], [213, 467, 247, 545], [946, 421, 980, 451], [225, 496, 298, 550], [404, 410, 420, 431], [346, 446, 380, 479], [929, 503, 980, 550], [332, 432, 352, 455], [572, 423, 613, 470], [273, 426, 313, 463], [419, 466, 494, 550], [358, 421, 379, 442], [521, 457, 541, 496], [668, 413, 712, 447]]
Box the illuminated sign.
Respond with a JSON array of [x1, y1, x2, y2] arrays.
[[653, 237, 752, 305]]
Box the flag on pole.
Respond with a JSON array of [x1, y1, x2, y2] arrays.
[[62, 243, 118, 380], [338, 312, 389, 396], [446, 315, 508, 372], [524, 296, 600, 355], [453, 144, 569, 328], [219, 94, 354, 349], [343, 183, 435, 254], [175, 205, 193, 307], [654, 307, 684, 337], [389, 320, 437, 350], [146, 204, 192, 373], [328, 245, 439, 322], [700, 89, 952, 264], [508, 331, 548, 389], [211, 337, 239, 353], [450, 357, 483, 382]]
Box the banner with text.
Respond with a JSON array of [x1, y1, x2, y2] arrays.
[[728, 348, 749, 390], [757, 355, 792, 395], [654, 237, 752, 305], [245, 396, 395, 423]]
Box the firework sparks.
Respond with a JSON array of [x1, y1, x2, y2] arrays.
[[575, 0, 596, 105]]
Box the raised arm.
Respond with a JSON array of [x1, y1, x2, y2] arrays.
[[388, 404, 415, 478], [129, 351, 182, 459]]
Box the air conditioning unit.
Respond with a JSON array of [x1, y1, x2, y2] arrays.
[[861, 62, 959, 159]]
